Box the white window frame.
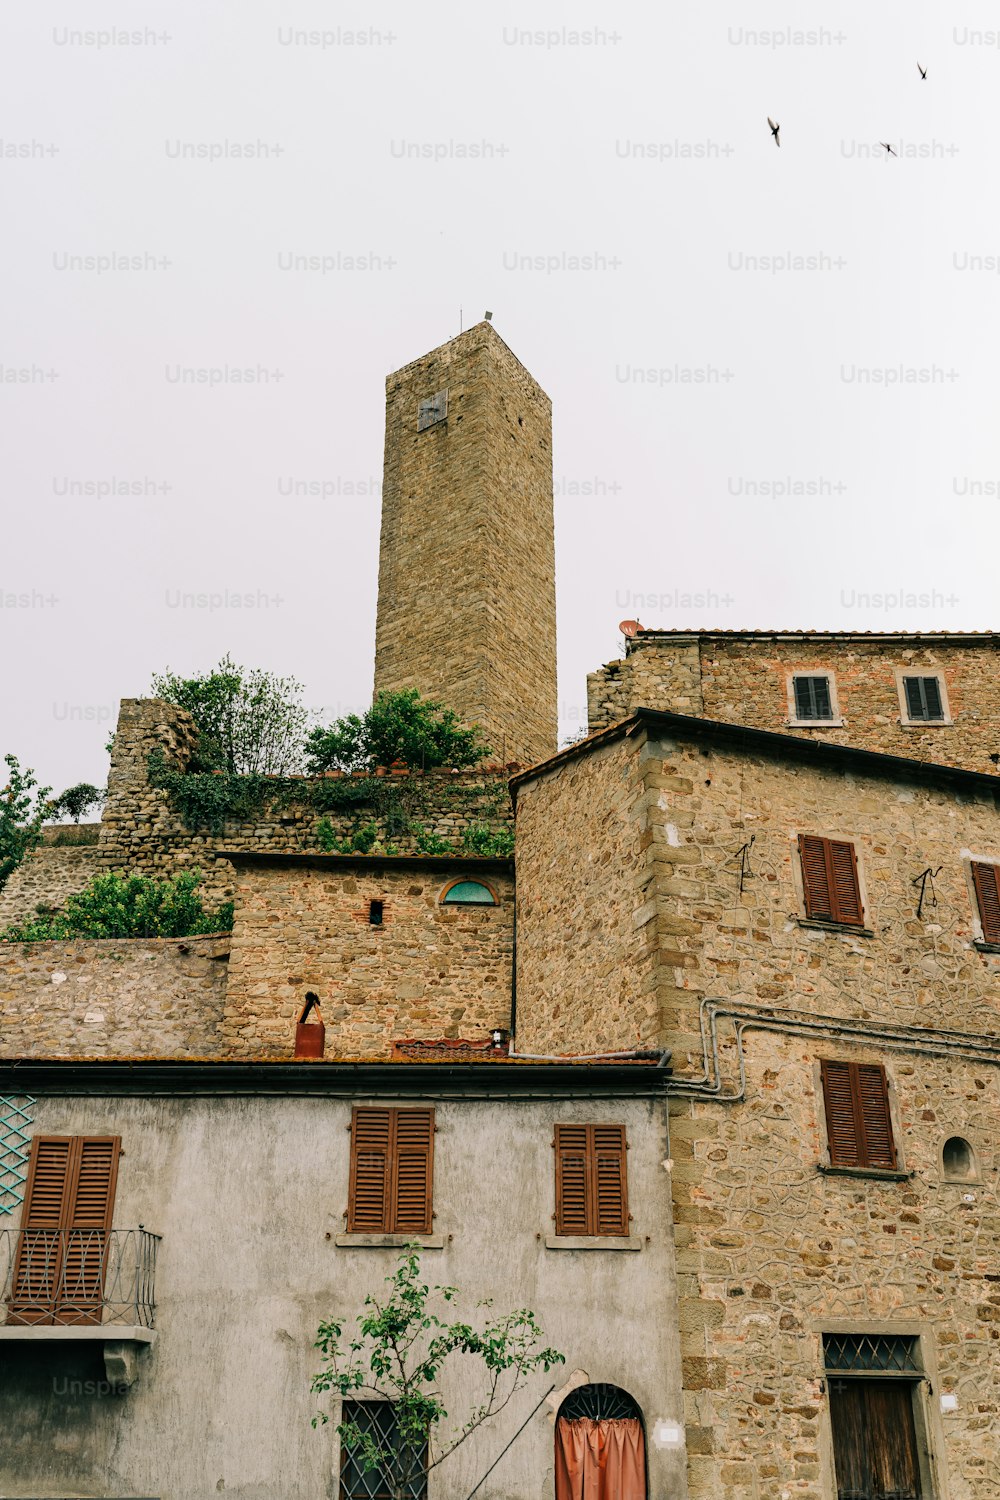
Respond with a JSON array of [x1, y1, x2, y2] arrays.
[[786, 671, 843, 727], [895, 669, 952, 727]]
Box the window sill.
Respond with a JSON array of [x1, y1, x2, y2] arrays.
[[973, 941, 1000, 956], [898, 719, 953, 729], [786, 719, 844, 730], [544, 1235, 642, 1251], [335, 1233, 445, 1249], [818, 1165, 913, 1182], [797, 918, 874, 937]]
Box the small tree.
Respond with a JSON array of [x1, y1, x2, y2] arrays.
[[49, 782, 106, 823], [1, 868, 234, 942], [305, 689, 489, 775], [0, 756, 52, 892], [151, 656, 309, 776], [311, 1248, 562, 1500]]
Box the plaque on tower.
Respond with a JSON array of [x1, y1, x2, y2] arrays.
[[417, 389, 448, 430]]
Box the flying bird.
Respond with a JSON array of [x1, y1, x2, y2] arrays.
[[879, 141, 897, 157], [917, 62, 927, 79], [767, 117, 780, 147]]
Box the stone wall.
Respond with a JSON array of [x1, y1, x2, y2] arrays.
[[222, 857, 514, 1058], [374, 322, 557, 767], [0, 846, 103, 929], [514, 733, 661, 1053], [0, 934, 230, 1058], [671, 1034, 1000, 1500], [588, 632, 1000, 776]]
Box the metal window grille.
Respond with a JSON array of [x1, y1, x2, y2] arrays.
[[904, 675, 944, 721], [559, 1383, 643, 1421], [340, 1401, 427, 1500], [0, 1096, 35, 1215], [794, 675, 833, 720], [824, 1333, 922, 1376]]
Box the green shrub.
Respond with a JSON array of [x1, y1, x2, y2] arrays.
[[1, 869, 234, 942], [462, 824, 515, 859], [0, 756, 52, 893], [305, 689, 489, 775]]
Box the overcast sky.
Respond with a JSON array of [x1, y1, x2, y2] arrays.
[[4, 0, 999, 795]]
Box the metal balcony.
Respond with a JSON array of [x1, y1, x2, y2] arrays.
[[0, 1227, 160, 1327]]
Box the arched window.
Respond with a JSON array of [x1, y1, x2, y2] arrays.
[[942, 1136, 977, 1181], [555, 1383, 646, 1500], [440, 879, 497, 906]]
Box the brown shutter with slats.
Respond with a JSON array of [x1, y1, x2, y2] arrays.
[[592, 1125, 629, 1236], [391, 1109, 434, 1235], [554, 1125, 590, 1236], [9, 1136, 119, 1326], [347, 1109, 392, 1232], [821, 1062, 895, 1170], [971, 861, 1000, 943], [555, 1123, 629, 1236], [799, 835, 864, 926], [347, 1108, 434, 1234]]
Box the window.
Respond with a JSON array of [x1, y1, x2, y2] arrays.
[[8, 1135, 120, 1326], [970, 861, 1000, 944], [347, 1108, 434, 1234], [942, 1136, 976, 1181], [369, 899, 384, 926], [440, 879, 497, 906], [554, 1123, 629, 1236], [792, 673, 834, 722], [798, 835, 864, 927], [821, 1061, 896, 1170], [902, 674, 945, 722], [555, 1384, 646, 1500], [340, 1400, 427, 1500], [824, 1334, 925, 1500]]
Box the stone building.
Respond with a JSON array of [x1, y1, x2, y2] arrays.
[[2, 322, 999, 1499]]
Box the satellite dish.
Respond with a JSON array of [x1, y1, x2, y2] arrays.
[[619, 619, 641, 637]]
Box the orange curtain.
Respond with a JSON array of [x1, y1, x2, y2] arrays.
[[554, 1417, 646, 1500]]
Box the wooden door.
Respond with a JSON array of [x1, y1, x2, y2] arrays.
[[829, 1379, 922, 1499]]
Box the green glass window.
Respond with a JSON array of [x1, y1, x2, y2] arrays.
[[441, 881, 496, 905]]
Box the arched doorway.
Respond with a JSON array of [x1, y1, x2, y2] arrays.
[[554, 1383, 647, 1499]]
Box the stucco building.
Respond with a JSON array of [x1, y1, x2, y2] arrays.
[[2, 323, 999, 1499]]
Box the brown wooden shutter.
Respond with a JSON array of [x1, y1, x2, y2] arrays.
[[555, 1124, 629, 1236], [592, 1125, 629, 1236], [821, 1061, 895, 1170], [856, 1064, 896, 1169], [821, 1060, 861, 1166], [971, 861, 1000, 943], [348, 1108, 434, 1234], [9, 1136, 119, 1327], [800, 835, 863, 926], [348, 1109, 392, 1232], [391, 1109, 434, 1235], [554, 1124, 591, 1236]]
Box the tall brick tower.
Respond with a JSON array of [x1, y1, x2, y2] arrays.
[[374, 322, 557, 767]]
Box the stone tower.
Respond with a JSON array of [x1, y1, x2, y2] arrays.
[[374, 322, 557, 767]]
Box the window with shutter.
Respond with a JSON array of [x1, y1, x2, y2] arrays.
[[347, 1109, 433, 1235], [792, 674, 834, 721], [798, 835, 864, 926], [8, 1135, 120, 1326], [821, 1061, 897, 1170], [971, 861, 1000, 944], [903, 674, 945, 722], [554, 1123, 628, 1237]]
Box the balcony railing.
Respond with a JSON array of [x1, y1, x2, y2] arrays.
[[0, 1228, 160, 1328]]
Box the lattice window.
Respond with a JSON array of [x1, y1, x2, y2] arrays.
[[0, 1096, 35, 1215], [824, 1333, 922, 1375], [559, 1383, 642, 1421], [340, 1401, 427, 1500]]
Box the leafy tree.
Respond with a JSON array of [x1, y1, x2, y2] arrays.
[[1, 868, 234, 942], [305, 689, 489, 775], [151, 656, 308, 776], [49, 782, 106, 823], [311, 1248, 563, 1500], [0, 756, 52, 893]]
